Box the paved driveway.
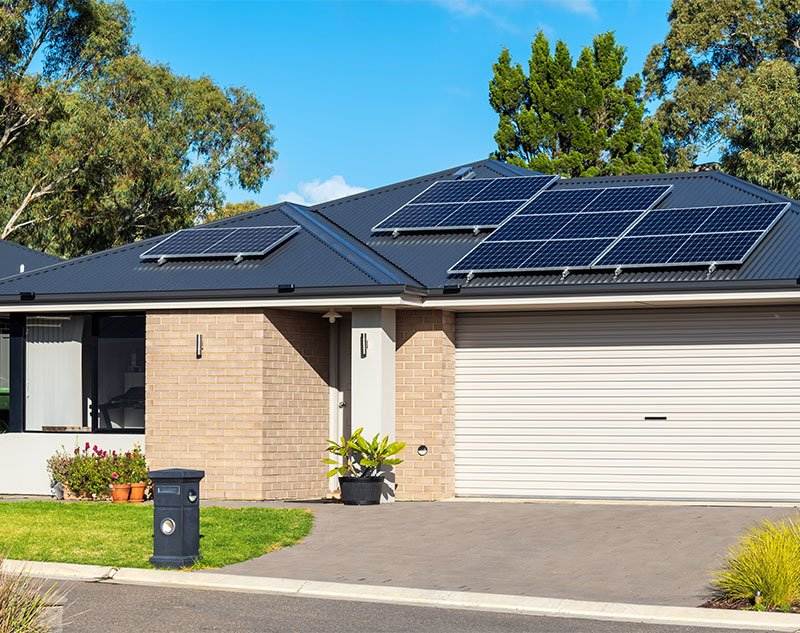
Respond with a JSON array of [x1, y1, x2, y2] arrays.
[[214, 501, 796, 606]]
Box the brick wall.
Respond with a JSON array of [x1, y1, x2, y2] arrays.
[[395, 310, 456, 500], [146, 309, 329, 500]]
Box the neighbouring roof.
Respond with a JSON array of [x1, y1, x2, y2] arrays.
[[0, 159, 797, 305], [0, 241, 60, 279]]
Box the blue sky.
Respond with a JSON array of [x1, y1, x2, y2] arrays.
[[127, 0, 672, 205]]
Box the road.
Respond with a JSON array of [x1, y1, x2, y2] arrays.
[[56, 581, 771, 633]]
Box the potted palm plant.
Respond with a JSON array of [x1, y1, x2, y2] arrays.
[[324, 428, 405, 505]]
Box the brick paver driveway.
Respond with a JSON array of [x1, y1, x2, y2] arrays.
[[212, 500, 796, 606]]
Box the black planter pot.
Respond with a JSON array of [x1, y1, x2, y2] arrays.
[[339, 476, 384, 505]]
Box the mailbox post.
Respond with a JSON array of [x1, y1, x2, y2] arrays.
[[149, 468, 205, 568]]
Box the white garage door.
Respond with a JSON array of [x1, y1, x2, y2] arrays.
[[455, 306, 800, 502]]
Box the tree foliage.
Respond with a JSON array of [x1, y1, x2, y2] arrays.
[[0, 0, 276, 257], [204, 200, 262, 224], [644, 0, 800, 172], [489, 31, 666, 177]]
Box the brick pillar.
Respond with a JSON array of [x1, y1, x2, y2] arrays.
[[146, 309, 329, 500], [395, 310, 455, 500]]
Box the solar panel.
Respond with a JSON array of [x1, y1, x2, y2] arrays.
[[519, 189, 602, 215], [449, 184, 671, 274], [372, 175, 559, 233], [594, 202, 788, 268], [140, 226, 300, 262]]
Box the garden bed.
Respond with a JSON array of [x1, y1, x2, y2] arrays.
[[0, 501, 312, 569]]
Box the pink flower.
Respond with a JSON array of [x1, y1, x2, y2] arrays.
[[84, 442, 90, 450], [111, 471, 119, 480]]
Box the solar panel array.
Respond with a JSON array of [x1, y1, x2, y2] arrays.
[[449, 185, 672, 274], [371, 175, 558, 234], [140, 226, 300, 262], [594, 203, 789, 268], [449, 196, 789, 274]]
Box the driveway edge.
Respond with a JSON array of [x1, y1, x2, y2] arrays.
[[5, 559, 800, 632]]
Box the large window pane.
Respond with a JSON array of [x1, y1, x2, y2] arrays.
[[96, 315, 145, 430], [0, 319, 9, 432], [25, 315, 90, 431]]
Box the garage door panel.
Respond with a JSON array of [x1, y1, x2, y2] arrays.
[[455, 307, 800, 502]]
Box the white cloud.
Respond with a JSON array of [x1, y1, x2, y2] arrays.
[[278, 175, 367, 206], [544, 0, 598, 18], [430, 0, 517, 31], [431, 0, 597, 23]]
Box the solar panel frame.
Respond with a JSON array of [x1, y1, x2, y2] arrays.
[[140, 225, 300, 261], [371, 175, 559, 234]]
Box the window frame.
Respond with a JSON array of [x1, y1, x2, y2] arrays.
[[9, 312, 145, 435]]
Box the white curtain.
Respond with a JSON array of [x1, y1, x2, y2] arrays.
[[25, 316, 87, 431]]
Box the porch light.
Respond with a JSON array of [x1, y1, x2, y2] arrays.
[[322, 310, 342, 324], [417, 445, 428, 457]]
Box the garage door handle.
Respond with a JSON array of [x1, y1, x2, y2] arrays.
[[644, 416, 668, 421]]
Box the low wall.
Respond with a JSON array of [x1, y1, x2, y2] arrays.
[[0, 433, 143, 496]]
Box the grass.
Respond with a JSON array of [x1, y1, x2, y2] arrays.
[[713, 517, 800, 612], [0, 501, 313, 569]]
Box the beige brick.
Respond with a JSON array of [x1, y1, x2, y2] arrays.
[[394, 310, 455, 501], [146, 309, 329, 500]]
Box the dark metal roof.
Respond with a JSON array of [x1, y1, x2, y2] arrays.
[[315, 168, 800, 292], [0, 159, 797, 304], [0, 241, 60, 279]]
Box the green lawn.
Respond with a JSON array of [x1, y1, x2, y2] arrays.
[[0, 501, 312, 569]]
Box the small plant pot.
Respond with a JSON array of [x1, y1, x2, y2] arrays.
[[129, 482, 147, 503], [111, 483, 131, 503], [339, 476, 384, 505]]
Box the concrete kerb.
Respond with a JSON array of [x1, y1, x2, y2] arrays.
[[4, 559, 800, 632]]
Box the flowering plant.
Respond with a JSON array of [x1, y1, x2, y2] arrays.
[[46, 443, 149, 499]]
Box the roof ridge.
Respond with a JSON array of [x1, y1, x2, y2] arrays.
[[279, 203, 419, 286], [306, 206, 425, 287], [313, 159, 510, 212]]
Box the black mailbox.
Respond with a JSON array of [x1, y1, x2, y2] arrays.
[[149, 468, 205, 568]]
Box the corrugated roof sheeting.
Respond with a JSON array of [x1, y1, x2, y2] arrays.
[[0, 160, 797, 301]]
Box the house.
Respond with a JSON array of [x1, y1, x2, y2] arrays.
[[0, 159, 798, 502], [0, 241, 60, 435]]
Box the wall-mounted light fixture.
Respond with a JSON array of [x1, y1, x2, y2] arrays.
[[360, 332, 368, 358], [417, 445, 428, 457], [195, 334, 203, 359], [322, 310, 342, 324]]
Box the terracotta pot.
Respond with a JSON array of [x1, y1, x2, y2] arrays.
[[111, 483, 130, 503], [129, 482, 147, 503]]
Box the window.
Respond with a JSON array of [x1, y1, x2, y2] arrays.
[[96, 315, 145, 431], [21, 313, 145, 433]]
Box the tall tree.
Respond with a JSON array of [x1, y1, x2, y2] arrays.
[[644, 0, 800, 172], [489, 31, 666, 177], [0, 0, 276, 257], [725, 60, 800, 198]]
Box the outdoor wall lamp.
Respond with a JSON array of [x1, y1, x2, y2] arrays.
[[322, 310, 342, 324], [360, 332, 368, 358], [195, 334, 203, 359], [417, 445, 428, 457]]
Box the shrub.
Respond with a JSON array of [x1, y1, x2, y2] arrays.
[[713, 518, 800, 611], [126, 446, 148, 484], [46, 443, 149, 499], [0, 559, 58, 633]]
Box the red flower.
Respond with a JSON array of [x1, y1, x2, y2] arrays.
[[111, 471, 119, 480], [84, 442, 90, 450]]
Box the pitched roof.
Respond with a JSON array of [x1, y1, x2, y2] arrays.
[[0, 241, 60, 279], [0, 159, 796, 304]]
